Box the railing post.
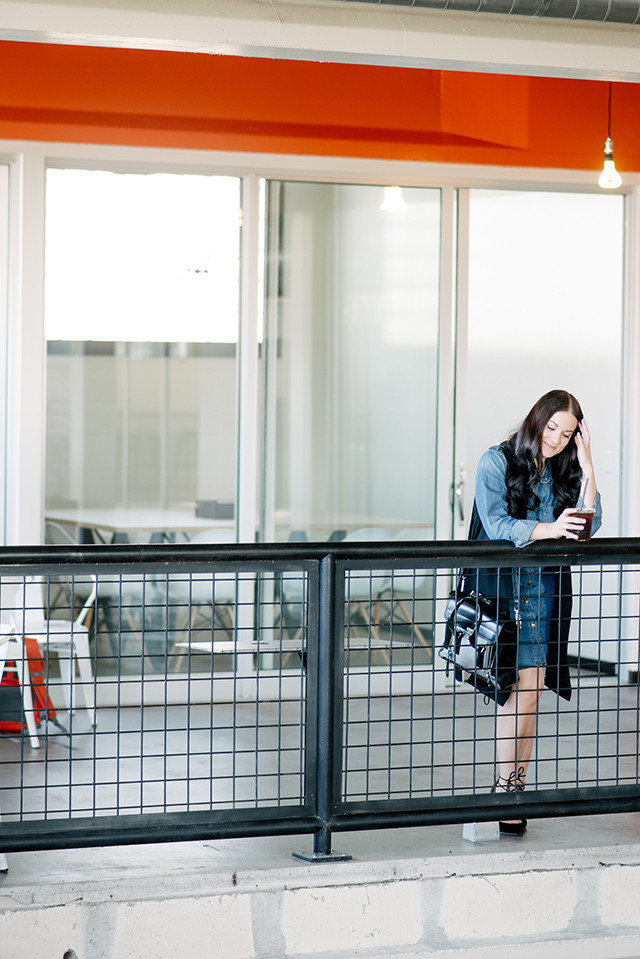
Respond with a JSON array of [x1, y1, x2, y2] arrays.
[[293, 553, 351, 863]]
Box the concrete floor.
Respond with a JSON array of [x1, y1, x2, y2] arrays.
[[1, 682, 640, 898], [1, 676, 640, 958], [1, 675, 637, 822]]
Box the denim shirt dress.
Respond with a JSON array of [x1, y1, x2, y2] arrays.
[[475, 446, 603, 669]]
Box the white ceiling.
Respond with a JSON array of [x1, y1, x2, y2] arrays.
[[0, 0, 639, 81]]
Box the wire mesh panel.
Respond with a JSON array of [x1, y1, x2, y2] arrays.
[[340, 557, 640, 811], [0, 561, 312, 838], [1, 541, 639, 852], [342, 565, 436, 800]]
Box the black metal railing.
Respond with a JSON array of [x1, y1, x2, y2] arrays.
[[0, 537, 638, 858]]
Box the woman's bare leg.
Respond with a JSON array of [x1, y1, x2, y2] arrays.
[[495, 666, 545, 821]]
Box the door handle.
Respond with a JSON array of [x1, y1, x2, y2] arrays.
[[454, 469, 465, 526]]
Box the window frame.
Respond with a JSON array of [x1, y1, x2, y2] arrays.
[[1, 139, 638, 546]]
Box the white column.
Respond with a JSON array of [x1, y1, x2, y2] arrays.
[[237, 173, 260, 544], [451, 188, 470, 541], [619, 187, 640, 682], [236, 174, 261, 691], [621, 187, 640, 538], [6, 148, 46, 546], [435, 186, 456, 542]]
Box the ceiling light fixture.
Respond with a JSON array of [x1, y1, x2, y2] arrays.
[[598, 82, 622, 190], [380, 186, 408, 213]]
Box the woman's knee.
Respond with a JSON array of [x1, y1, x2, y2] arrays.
[[512, 689, 542, 716], [512, 668, 545, 708]]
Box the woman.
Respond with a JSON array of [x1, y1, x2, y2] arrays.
[[473, 389, 602, 836]]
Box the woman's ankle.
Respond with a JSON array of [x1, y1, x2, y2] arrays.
[[493, 765, 526, 792]]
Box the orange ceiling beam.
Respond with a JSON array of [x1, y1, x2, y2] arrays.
[[0, 40, 639, 171]]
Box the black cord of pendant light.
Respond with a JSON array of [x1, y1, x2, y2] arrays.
[[598, 80, 622, 189]]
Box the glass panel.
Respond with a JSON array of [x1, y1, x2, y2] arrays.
[[45, 170, 240, 525], [0, 164, 8, 544], [463, 189, 624, 666], [465, 190, 624, 535], [44, 169, 241, 675], [263, 182, 441, 544]]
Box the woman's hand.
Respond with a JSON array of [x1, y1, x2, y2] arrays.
[[574, 419, 595, 475], [574, 419, 598, 508], [530, 508, 585, 541], [552, 507, 587, 540]]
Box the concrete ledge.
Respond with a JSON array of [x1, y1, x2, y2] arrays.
[[3, 826, 640, 959]]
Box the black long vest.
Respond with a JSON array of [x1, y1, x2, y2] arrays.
[[467, 500, 573, 706]]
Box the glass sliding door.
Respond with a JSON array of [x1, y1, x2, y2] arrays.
[[262, 182, 442, 543], [458, 189, 624, 536], [44, 169, 242, 679], [45, 169, 241, 532], [457, 188, 624, 665], [0, 164, 7, 544]]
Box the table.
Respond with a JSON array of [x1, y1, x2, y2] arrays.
[[176, 636, 412, 655], [45, 507, 233, 543]]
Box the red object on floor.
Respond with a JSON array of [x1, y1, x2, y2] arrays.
[[0, 637, 57, 733]]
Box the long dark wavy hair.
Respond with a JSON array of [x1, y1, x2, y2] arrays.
[[502, 390, 583, 519]]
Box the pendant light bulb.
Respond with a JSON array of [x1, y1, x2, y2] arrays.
[[598, 138, 622, 190], [598, 84, 622, 190], [380, 186, 408, 213]]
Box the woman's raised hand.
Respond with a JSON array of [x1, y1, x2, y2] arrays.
[[574, 419, 595, 475], [574, 419, 598, 508]]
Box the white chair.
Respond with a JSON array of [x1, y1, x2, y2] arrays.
[[278, 528, 393, 648], [385, 528, 433, 649], [1, 576, 96, 727], [277, 569, 308, 653], [44, 520, 78, 548], [0, 624, 40, 748], [46, 520, 156, 671], [169, 528, 238, 620], [93, 572, 156, 668], [44, 520, 97, 616], [339, 528, 393, 643], [166, 529, 240, 667]]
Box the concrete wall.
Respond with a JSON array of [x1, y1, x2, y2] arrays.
[[4, 840, 640, 959]]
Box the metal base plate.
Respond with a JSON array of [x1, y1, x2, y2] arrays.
[[463, 821, 500, 842], [292, 849, 352, 863]]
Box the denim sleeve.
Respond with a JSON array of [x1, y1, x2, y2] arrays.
[[591, 491, 603, 536], [474, 448, 538, 548]]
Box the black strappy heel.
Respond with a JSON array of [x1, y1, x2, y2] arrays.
[[492, 766, 527, 837]]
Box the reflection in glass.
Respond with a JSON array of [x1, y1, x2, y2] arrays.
[[44, 170, 241, 521], [466, 189, 623, 534], [44, 170, 242, 678], [465, 189, 624, 668], [263, 182, 441, 544]]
